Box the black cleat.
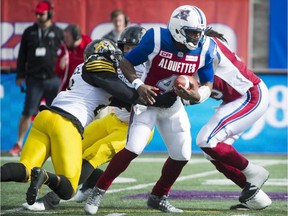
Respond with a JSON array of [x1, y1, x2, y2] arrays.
[[239, 182, 259, 203], [230, 203, 250, 210], [26, 167, 48, 205], [147, 194, 183, 213]]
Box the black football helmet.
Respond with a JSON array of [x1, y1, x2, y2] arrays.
[[84, 39, 122, 67], [117, 25, 146, 52]]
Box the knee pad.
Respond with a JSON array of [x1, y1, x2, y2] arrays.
[[52, 175, 74, 200], [1, 163, 28, 182]]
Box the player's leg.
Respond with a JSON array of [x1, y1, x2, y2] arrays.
[[25, 112, 82, 205], [197, 82, 270, 204], [49, 114, 83, 200], [203, 153, 272, 210], [74, 114, 128, 203], [19, 110, 60, 205], [147, 99, 191, 213], [84, 107, 156, 214], [2, 110, 51, 183], [22, 113, 126, 210]]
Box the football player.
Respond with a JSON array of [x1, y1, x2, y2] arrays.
[[84, 5, 216, 214], [22, 25, 156, 211], [1, 38, 155, 206], [176, 28, 272, 210]]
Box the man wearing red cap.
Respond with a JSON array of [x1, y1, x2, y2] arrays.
[[9, 0, 64, 156]]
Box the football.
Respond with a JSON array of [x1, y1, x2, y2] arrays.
[[174, 75, 199, 90]]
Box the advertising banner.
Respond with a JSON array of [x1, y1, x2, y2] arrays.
[[1, 73, 287, 154], [1, 0, 249, 69], [269, 0, 288, 68]]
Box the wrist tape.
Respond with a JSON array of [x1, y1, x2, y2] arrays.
[[132, 78, 144, 90]]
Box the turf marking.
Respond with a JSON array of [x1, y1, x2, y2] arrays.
[[1, 157, 286, 215], [203, 178, 288, 186]]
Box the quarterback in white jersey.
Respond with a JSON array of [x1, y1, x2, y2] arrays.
[[194, 28, 271, 210]]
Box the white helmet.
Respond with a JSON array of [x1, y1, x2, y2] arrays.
[[168, 5, 207, 50]]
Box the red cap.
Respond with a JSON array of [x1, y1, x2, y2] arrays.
[[35, 1, 51, 13]]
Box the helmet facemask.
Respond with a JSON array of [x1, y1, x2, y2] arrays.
[[180, 27, 205, 50]]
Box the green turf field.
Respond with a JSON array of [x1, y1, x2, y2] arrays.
[[1, 153, 287, 216]]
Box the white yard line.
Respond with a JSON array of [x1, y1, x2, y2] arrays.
[[0, 157, 287, 215], [107, 170, 219, 193]]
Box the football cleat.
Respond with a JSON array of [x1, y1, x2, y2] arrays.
[[72, 184, 93, 203], [240, 165, 269, 202], [26, 167, 48, 205], [22, 201, 45, 211], [23, 191, 61, 210], [147, 194, 183, 213], [231, 189, 272, 210], [84, 187, 106, 215]]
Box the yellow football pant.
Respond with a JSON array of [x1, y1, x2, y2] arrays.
[[19, 110, 82, 192], [82, 113, 153, 168]]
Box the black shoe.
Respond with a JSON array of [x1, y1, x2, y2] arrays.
[[230, 203, 250, 210], [26, 167, 48, 205], [147, 194, 183, 213], [42, 191, 61, 209], [239, 182, 259, 203]]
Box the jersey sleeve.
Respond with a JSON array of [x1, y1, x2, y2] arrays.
[[198, 38, 217, 83], [82, 57, 140, 105], [124, 28, 155, 66]]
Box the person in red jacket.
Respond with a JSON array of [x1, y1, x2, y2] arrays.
[[56, 24, 92, 91]]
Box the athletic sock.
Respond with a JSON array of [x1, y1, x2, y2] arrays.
[[151, 157, 188, 197], [45, 171, 59, 189], [78, 159, 95, 185], [96, 148, 137, 190], [211, 160, 246, 188], [0, 163, 28, 182], [201, 142, 248, 170], [82, 168, 104, 191]]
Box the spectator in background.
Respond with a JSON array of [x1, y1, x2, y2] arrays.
[[100, 9, 129, 118], [56, 24, 92, 91], [9, 0, 63, 156], [102, 9, 129, 43]]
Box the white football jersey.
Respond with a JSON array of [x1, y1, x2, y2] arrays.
[[115, 64, 147, 123], [52, 63, 112, 127], [209, 37, 261, 102]]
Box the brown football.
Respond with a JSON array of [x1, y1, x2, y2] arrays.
[[174, 75, 199, 90]]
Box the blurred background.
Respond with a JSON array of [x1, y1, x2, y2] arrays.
[[1, 0, 287, 154]]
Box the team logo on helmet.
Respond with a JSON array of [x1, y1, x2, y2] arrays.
[[94, 40, 115, 53], [173, 10, 190, 21]]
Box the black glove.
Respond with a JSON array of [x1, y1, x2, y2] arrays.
[[152, 91, 177, 108]]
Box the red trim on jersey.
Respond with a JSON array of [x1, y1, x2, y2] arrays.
[[208, 84, 261, 140], [213, 37, 260, 86]]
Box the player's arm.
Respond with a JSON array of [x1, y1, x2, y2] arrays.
[[82, 56, 141, 105], [120, 28, 159, 105], [177, 57, 217, 104]]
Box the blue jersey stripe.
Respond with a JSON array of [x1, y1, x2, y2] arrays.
[[193, 7, 204, 24]]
